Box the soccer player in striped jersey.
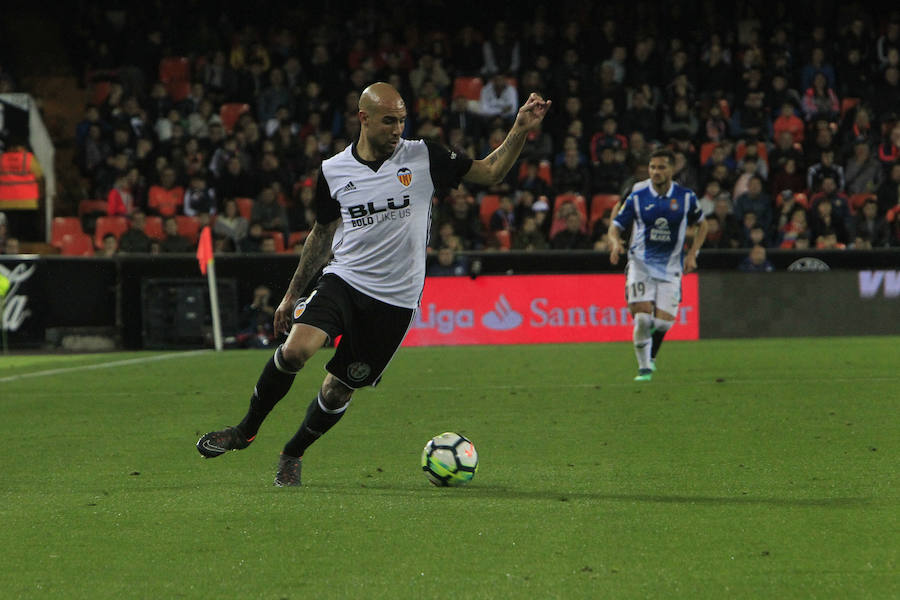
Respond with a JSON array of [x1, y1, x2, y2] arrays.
[[197, 82, 550, 485], [608, 149, 707, 381]]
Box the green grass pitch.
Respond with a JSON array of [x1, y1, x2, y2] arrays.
[[1, 337, 897, 599]]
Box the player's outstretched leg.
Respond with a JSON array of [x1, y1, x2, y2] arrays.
[[196, 344, 301, 458], [633, 312, 654, 381], [275, 376, 353, 487]]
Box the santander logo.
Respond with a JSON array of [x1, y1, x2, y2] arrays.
[[480, 295, 523, 330]]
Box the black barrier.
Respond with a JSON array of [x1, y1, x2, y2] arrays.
[[700, 270, 900, 338], [2, 251, 899, 349]]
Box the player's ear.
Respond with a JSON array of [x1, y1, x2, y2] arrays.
[[358, 110, 367, 127]]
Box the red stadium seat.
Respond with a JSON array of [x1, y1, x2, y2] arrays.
[[91, 80, 112, 105], [166, 80, 191, 102], [220, 103, 250, 134], [60, 233, 95, 256], [51, 217, 84, 249], [175, 215, 201, 244], [78, 199, 108, 218], [235, 197, 254, 220], [552, 193, 587, 222], [479, 194, 501, 230], [849, 192, 876, 215], [699, 142, 718, 166], [452, 76, 483, 101], [144, 216, 165, 240], [518, 160, 553, 186], [266, 233, 286, 253], [589, 194, 620, 229], [93, 216, 129, 249], [159, 56, 190, 84], [841, 97, 860, 120]]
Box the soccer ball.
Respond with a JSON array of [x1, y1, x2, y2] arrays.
[[421, 432, 478, 487]]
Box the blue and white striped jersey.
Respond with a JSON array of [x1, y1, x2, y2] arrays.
[[613, 179, 704, 282]]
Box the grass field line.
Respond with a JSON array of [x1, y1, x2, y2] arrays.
[[407, 375, 900, 391], [0, 350, 210, 383]]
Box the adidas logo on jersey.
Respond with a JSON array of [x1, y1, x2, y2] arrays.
[[342, 181, 357, 192]]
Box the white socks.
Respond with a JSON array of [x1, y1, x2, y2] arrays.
[[633, 312, 653, 370]]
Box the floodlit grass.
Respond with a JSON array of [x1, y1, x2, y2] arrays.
[[1, 338, 897, 599]]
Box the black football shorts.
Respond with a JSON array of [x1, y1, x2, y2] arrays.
[[293, 274, 415, 388]]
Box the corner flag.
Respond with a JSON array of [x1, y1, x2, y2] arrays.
[[196, 226, 214, 275]]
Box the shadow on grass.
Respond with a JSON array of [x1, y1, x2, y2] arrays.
[[301, 483, 871, 508]]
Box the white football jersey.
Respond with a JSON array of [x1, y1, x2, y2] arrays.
[[317, 139, 472, 308]]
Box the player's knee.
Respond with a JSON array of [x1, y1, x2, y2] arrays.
[[279, 342, 315, 370], [321, 376, 353, 410], [634, 312, 653, 336]]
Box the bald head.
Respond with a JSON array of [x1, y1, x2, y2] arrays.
[[359, 82, 405, 113], [357, 82, 407, 161]]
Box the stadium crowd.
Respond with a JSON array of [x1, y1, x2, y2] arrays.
[[3, 2, 900, 257]]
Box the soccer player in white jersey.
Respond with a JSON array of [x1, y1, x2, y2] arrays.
[[608, 149, 707, 382], [197, 82, 550, 485]]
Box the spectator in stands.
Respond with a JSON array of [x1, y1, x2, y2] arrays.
[[591, 147, 628, 195], [106, 170, 134, 217], [479, 72, 518, 130], [215, 153, 258, 201], [427, 244, 468, 277], [489, 194, 516, 234], [773, 102, 805, 144], [876, 162, 900, 216], [550, 211, 590, 250], [852, 197, 891, 248], [250, 186, 289, 243], [811, 175, 851, 223], [777, 204, 812, 249], [183, 174, 217, 216], [877, 124, 900, 168], [844, 140, 882, 195], [703, 102, 729, 143], [809, 198, 849, 245], [738, 244, 774, 272], [117, 210, 152, 253], [214, 198, 249, 250], [512, 214, 549, 250], [622, 89, 659, 141], [554, 146, 591, 198], [99, 233, 118, 257], [807, 149, 845, 193], [147, 166, 184, 217], [661, 97, 699, 142], [874, 66, 900, 124], [733, 175, 773, 235], [159, 217, 194, 253], [802, 71, 840, 122]]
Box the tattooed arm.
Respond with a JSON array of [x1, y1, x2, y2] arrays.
[[273, 218, 341, 334], [463, 93, 552, 186]]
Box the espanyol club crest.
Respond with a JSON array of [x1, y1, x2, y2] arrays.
[[670, 197, 679, 211], [397, 167, 412, 186]]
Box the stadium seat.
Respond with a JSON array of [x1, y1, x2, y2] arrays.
[[60, 233, 95, 256], [850, 192, 876, 214], [220, 103, 250, 134], [735, 141, 769, 165], [589, 194, 620, 229], [452, 76, 483, 101], [887, 205, 900, 223], [144, 216, 165, 240], [553, 193, 587, 222], [479, 194, 501, 230], [175, 215, 201, 243], [265, 232, 286, 253], [235, 197, 254, 220], [93, 216, 129, 248], [51, 217, 84, 249], [78, 199, 108, 218], [166, 80, 191, 102], [840, 97, 860, 120], [158, 56, 190, 84], [517, 160, 553, 186], [699, 142, 718, 166], [91, 80, 112, 106]]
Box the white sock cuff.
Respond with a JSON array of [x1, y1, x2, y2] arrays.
[[317, 392, 350, 415]]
